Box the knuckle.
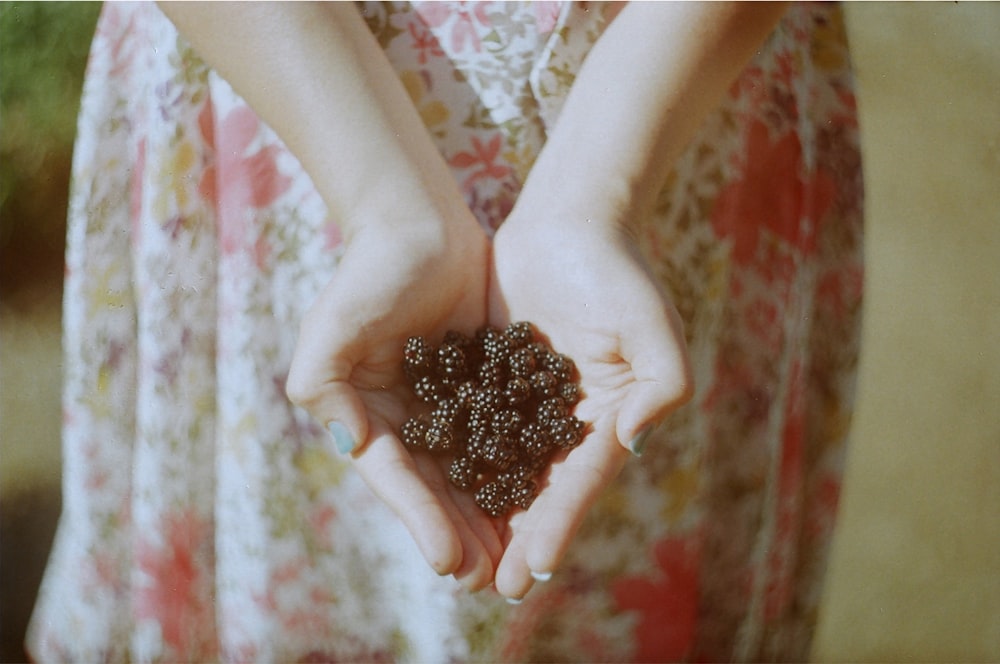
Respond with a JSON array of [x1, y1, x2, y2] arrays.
[[284, 368, 321, 408]]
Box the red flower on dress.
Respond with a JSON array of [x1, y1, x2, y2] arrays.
[[135, 508, 215, 656], [533, 2, 562, 34], [712, 120, 836, 267], [611, 535, 701, 662], [407, 20, 445, 65], [448, 133, 512, 193], [198, 97, 292, 259], [416, 1, 491, 54]]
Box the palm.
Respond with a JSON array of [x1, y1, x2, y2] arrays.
[[288, 220, 503, 587], [487, 219, 691, 597]]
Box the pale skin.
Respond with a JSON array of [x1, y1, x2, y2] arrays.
[[159, 1, 785, 601]]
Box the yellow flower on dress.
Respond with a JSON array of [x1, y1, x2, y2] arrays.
[[810, 10, 848, 72], [399, 70, 450, 131], [295, 446, 348, 499], [154, 138, 197, 220]]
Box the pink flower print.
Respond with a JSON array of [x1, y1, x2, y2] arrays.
[[197, 97, 292, 257], [612, 535, 701, 662], [712, 120, 836, 268], [416, 1, 491, 54], [533, 2, 562, 34], [407, 20, 445, 65], [817, 264, 863, 322], [448, 133, 513, 193], [135, 508, 216, 656]]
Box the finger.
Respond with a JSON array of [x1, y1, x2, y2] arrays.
[[445, 483, 505, 589], [286, 297, 373, 455], [419, 458, 499, 592], [495, 424, 629, 595], [352, 426, 463, 575], [492, 521, 533, 601], [617, 302, 694, 454]]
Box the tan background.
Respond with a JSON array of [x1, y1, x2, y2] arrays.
[[2, 2, 998, 660], [813, 3, 1000, 660]]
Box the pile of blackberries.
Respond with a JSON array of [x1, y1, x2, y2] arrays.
[[400, 322, 588, 518]]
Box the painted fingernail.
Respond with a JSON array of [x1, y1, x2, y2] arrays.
[[530, 570, 552, 582], [327, 421, 356, 455], [628, 427, 653, 457], [505, 596, 523, 605]]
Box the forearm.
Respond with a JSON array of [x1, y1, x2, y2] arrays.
[[158, 2, 472, 238], [518, 1, 786, 229]]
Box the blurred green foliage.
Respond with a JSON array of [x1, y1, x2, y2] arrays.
[[0, 2, 101, 266]]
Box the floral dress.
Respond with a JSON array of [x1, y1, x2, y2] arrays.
[[29, 2, 863, 662]]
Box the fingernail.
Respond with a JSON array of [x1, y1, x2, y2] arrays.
[[530, 570, 552, 582], [628, 427, 653, 457], [327, 421, 356, 455], [505, 596, 523, 605]]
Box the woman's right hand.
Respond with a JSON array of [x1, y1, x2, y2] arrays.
[[285, 211, 501, 591]]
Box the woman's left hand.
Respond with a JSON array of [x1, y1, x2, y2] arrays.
[[487, 210, 694, 600]]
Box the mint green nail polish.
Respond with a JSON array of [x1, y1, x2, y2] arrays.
[[628, 427, 653, 457], [327, 421, 355, 455]]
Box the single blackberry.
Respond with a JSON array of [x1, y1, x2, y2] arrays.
[[413, 375, 444, 404], [527, 342, 553, 363], [537, 396, 568, 425], [558, 381, 581, 406], [465, 428, 488, 465], [448, 456, 478, 491], [466, 408, 491, 437], [431, 397, 463, 428], [542, 352, 575, 382], [529, 371, 558, 399], [490, 408, 524, 437], [425, 422, 455, 453], [499, 459, 543, 487], [551, 415, 586, 449], [509, 480, 538, 511], [481, 330, 512, 363], [455, 380, 479, 408], [508, 347, 537, 378], [470, 386, 503, 416], [504, 321, 535, 349], [401, 416, 429, 449], [436, 343, 467, 379], [475, 480, 511, 518], [480, 434, 516, 471], [477, 360, 506, 388], [475, 325, 502, 351], [518, 421, 553, 458], [403, 336, 434, 380], [503, 376, 531, 406]]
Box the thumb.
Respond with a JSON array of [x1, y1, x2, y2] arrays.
[[286, 351, 371, 456], [309, 380, 371, 457], [616, 303, 693, 456]]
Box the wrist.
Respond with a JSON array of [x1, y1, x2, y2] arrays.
[[336, 174, 481, 246], [507, 165, 646, 241]]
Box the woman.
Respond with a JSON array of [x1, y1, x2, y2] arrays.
[[30, 2, 863, 660]]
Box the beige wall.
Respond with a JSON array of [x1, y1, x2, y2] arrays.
[[813, 3, 1000, 660], [2, 2, 998, 660]]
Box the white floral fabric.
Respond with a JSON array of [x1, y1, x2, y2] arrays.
[[29, 2, 864, 661]]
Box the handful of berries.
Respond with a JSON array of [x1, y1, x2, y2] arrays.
[[400, 322, 588, 517]]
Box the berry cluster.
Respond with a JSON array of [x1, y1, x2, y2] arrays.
[[400, 322, 587, 518]]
